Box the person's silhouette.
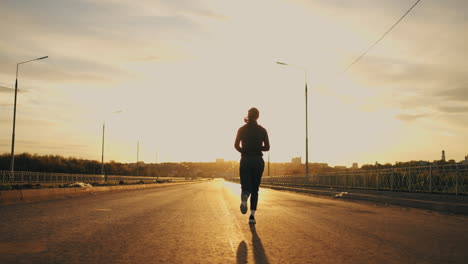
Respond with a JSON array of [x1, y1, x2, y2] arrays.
[[234, 107, 270, 224]]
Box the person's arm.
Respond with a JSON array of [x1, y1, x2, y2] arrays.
[[234, 129, 243, 153], [262, 129, 270, 151]]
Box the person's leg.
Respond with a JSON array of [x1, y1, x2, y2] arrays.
[[249, 157, 265, 212], [239, 157, 251, 199], [239, 157, 250, 214]]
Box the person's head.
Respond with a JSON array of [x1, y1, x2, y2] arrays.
[[245, 107, 259, 123]]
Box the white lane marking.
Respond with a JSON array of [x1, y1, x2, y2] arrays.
[[229, 239, 235, 254]]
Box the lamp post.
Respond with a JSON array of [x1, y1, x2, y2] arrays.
[[136, 140, 140, 176], [101, 122, 105, 177], [10, 56, 48, 172], [268, 152, 270, 177], [101, 110, 122, 180], [276, 61, 309, 181]]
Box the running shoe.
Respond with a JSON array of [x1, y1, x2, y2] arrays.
[[240, 203, 248, 214], [249, 215, 256, 224], [240, 194, 248, 214]]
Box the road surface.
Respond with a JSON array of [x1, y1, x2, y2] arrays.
[[0, 179, 466, 263]]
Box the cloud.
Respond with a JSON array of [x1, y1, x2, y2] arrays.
[[442, 113, 468, 127], [182, 8, 227, 20], [0, 139, 89, 152], [0, 52, 132, 85], [344, 54, 467, 128], [0, 85, 28, 93], [395, 113, 429, 122], [0, 0, 196, 83], [133, 56, 160, 62], [0, 117, 57, 126], [0, 86, 14, 93], [83, 0, 228, 20], [438, 105, 468, 114], [351, 55, 465, 91], [438, 85, 468, 102]]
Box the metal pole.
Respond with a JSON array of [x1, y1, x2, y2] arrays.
[[391, 168, 394, 191], [305, 70, 309, 183], [10, 56, 48, 173], [136, 140, 140, 176], [429, 165, 432, 193], [377, 169, 379, 190], [408, 166, 411, 191], [155, 152, 158, 178], [276, 62, 309, 183], [10, 66, 19, 173], [101, 122, 105, 176], [455, 165, 458, 195], [268, 152, 270, 176]]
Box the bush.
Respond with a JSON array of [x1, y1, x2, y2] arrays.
[[0, 185, 13, 191]]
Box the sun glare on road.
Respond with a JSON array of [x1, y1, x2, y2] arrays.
[[222, 180, 242, 196], [222, 179, 271, 197]]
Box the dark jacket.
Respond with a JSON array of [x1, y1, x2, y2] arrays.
[[234, 121, 270, 157]]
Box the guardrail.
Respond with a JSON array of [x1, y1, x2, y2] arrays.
[[0, 170, 190, 184], [230, 164, 468, 195]]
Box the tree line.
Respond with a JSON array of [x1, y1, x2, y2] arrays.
[[0, 153, 234, 177], [0, 153, 461, 177]]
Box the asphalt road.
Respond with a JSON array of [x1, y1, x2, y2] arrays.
[[0, 179, 466, 264]]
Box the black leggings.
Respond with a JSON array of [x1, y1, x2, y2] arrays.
[[239, 156, 265, 210]]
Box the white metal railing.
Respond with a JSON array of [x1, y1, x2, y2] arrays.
[[228, 164, 468, 195]]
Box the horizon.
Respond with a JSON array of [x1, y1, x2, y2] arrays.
[[1, 150, 466, 168], [1, 0, 467, 166]]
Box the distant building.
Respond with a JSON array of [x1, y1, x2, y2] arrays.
[[291, 157, 301, 165], [311, 163, 329, 169], [461, 155, 468, 165], [216, 158, 224, 164], [352, 163, 359, 169], [334, 166, 346, 170], [442, 150, 446, 161]]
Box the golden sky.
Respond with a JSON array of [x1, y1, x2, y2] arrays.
[[0, 0, 467, 166]]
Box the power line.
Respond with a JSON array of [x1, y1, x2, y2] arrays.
[[343, 0, 422, 73]]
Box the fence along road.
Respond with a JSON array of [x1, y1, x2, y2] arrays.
[[0, 170, 191, 184], [2, 164, 467, 194], [252, 164, 467, 195]]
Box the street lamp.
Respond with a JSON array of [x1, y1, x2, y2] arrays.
[[10, 56, 48, 172], [136, 140, 140, 176], [101, 122, 105, 177], [276, 61, 309, 181], [101, 110, 123, 179], [268, 152, 270, 177]]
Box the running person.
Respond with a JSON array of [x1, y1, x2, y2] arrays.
[[234, 107, 270, 224]]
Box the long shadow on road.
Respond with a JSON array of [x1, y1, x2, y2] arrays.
[[236, 224, 270, 264], [236, 241, 247, 264], [250, 224, 270, 264]]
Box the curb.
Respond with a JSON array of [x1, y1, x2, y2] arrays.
[[0, 181, 199, 205], [261, 184, 468, 215]]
